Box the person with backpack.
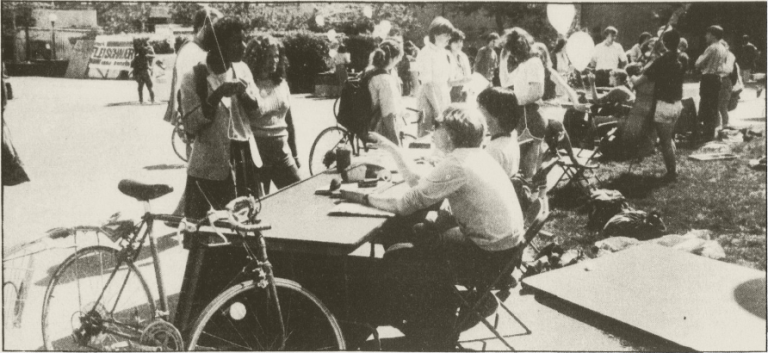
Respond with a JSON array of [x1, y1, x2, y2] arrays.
[[415, 17, 455, 137], [131, 42, 155, 104], [244, 35, 301, 192], [180, 16, 261, 220], [368, 39, 405, 146]]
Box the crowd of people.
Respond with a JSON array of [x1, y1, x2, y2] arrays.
[[155, 7, 761, 350]]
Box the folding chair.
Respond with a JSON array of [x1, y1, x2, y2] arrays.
[[450, 207, 551, 351], [551, 108, 621, 198]]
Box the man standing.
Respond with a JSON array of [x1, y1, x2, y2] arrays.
[[589, 26, 627, 87], [695, 25, 728, 142], [473, 32, 499, 84], [163, 6, 221, 125], [131, 43, 155, 104]]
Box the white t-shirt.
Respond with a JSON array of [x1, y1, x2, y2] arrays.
[[486, 134, 520, 178], [591, 41, 627, 71], [508, 56, 545, 105], [393, 148, 524, 251]]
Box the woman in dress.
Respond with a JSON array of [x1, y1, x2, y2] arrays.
[[244, 35, 301, 192], [415, 17, 454, 137], [500, 27, 547, 179]]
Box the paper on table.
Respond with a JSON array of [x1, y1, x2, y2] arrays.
[[328, 202, 395, 218]]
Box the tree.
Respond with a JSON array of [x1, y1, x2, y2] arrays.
[[453, 3, 558, 47], [1, 2, 37, 61], [92, 2, 151, 34]]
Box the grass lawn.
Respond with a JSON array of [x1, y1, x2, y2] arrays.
[[544, 136, 767, 271]]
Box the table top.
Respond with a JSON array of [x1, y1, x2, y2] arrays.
[[523, 244, 766, 351]]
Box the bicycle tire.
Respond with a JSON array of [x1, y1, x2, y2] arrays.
[[4, 282, 19, 328], [42, 246, 156, 351], [308, 126, 352, 176], [172, 125, 189, 162], [187, 278, 346, 351]]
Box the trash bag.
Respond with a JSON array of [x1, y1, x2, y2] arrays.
[[601, 209, 667, 240]]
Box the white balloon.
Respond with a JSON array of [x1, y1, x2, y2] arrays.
[[315, 15, 325, 27], [547, 4, 576, 35], [362, 5, 373, 18], [566, 31, 595, 71], [326, 29, 337, 42]]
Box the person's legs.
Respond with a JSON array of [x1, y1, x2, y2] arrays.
[[145, 72, 155, 103], [698, 75, 721, 142], [655, 121, 677, 177], [255, 136, 300, 190], [718, 76, 733, 128], [137, 79, 144, 103]]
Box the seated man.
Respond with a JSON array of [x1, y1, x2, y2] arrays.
[[343, 105, 524, 350]]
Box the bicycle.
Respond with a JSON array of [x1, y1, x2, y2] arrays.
[[41, 180, 345, 351], [308, 105, 421, 176]]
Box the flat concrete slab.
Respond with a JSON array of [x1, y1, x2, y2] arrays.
[[524, 243, 767, 351]]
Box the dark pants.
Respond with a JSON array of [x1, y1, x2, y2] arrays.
[[184, 141, 261, 220], [698, 74, 721, 141], [368, 210, 515, 350], [135, 70, 154, 103], [254, 136, 301, 192]]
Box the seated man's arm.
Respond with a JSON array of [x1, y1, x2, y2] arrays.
[[369, 161, 465, 215]]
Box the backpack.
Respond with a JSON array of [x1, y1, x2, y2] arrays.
[[336, 68, 387, 136]]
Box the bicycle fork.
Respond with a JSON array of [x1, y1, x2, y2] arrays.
[[255, 234, 287, 350]]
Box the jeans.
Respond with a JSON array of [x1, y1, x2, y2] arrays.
[[698, 74, 721, 141], [254, 135, 300, 191]]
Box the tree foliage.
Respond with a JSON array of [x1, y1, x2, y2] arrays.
[[92, 2, 151, 34], [454, 3, 559, 48]]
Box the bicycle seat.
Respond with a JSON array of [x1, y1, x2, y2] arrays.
[[118, 179, 173, 201]]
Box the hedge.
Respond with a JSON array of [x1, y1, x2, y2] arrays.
[[249, 30, 379, 93]]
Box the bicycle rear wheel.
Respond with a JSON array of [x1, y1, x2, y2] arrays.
[[308, 126, 352, 176], [172, 124, 189, 162], [42, 246, 156, 351], [187, 278, 345, 351]]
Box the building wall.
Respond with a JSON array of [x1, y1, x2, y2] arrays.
[[33, 9, 97, 29]]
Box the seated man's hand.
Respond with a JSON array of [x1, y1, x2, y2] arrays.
[[340, 189, 368, 205]]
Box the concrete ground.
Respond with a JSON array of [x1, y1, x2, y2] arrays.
[[2, 77, 765, 350]]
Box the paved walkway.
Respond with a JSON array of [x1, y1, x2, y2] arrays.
[[2, 77, 764, 350]]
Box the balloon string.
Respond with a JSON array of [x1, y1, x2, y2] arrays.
[[205, 12, 236, 79]]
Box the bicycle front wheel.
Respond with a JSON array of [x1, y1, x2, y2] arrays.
[[42, 246, 156, 351], [187, 278, 345, 351], [308, 126, 351, 176], [172, 124, 189, 162]]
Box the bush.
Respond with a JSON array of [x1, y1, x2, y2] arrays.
[[343, 35, 377, 72], [281, 32, 331, 93]]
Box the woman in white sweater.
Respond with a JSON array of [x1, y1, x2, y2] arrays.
[[415, 17, 455, 137]]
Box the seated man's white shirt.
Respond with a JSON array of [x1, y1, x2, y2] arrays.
[[393, 148, 524, 251], [592, 41, 627, 71], [486, 134, 520, 178]]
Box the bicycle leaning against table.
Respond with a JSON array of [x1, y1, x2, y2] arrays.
[[41, 179, 345, 351]]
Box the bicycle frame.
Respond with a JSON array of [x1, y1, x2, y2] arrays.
[[83, 201, 181, 334]]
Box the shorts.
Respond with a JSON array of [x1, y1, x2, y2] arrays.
[[653, 100, 682, 124]]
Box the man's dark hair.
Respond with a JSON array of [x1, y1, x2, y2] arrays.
[[477, 87, 520, 133], [486, 32, 500, 43], [603, 26, 618, 37], [662, 30, 681, 53], [625, 63, 643, 77], [192, 7, 217, 33], [438, 104, 486, 148], [202, 16, 246, 54], [706, 25, 724, 40], [742, 34, 750, 43], [428, 17, 454, 44], [449, 29, 465, 45]]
